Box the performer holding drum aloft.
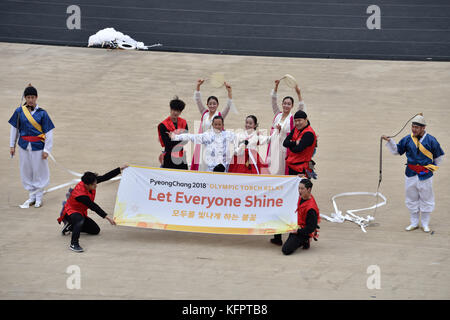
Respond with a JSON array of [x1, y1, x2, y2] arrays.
[[191, 78, 235, 171], [266, 75, 306, 175]]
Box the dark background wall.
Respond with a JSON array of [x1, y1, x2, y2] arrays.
[[1, 0, 449, 60]]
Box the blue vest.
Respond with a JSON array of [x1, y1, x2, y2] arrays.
[[397, 133, 444, 180], [8, 106, 55, 151]]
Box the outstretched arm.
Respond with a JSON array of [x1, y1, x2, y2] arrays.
[[382, 136, 399, 155], [96, 166, 126, 183], [73, 196, 116, 225], [171, 131, 213, 145]]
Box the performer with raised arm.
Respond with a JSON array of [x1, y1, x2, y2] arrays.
[[8, 84, 55, 208], [58, 165, 128, 252], [382, 114, 444, 232], [228, 115, 271, 175], [157, 96, 189, 169], [191, 79, 235, 171], [266, 80, 306, 175], [170, 115, 235, 172]]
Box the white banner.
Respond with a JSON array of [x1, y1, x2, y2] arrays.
[[113, 166, 300, 235]]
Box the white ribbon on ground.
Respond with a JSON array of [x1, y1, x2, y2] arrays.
[[320, 191, 387, 232]]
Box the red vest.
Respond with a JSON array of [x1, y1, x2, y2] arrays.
[[57, 181, 96, 223], [285, 125, 317, 172], [158, 116, 187, 158], [296, 195, 321, 239]]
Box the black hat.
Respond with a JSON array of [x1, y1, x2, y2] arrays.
[[24, 85, 38, 97], [294, 110, 307, 119]]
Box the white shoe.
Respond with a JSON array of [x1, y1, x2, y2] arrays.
[[19, 199, 36, 209], [405, 224, 419, 231], [422, 226, 431, 233], [34, 201, 42, 208]]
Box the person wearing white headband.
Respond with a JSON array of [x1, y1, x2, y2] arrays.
[[382, 114, 444, 232]]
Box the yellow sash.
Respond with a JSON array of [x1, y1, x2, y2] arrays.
[[21, 105, 46, 142], [410, 134, 438, 172]]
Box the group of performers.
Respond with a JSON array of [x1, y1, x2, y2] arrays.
[[158, 79, 319, 253], [8, 82, 445, 253], [160, 79, 317, 178]]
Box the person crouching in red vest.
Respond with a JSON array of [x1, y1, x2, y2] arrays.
[[157, 96, 189, 169], [283, 110, 317, 177], [281, 178, 320, 255], [57, 165, 128, 252]]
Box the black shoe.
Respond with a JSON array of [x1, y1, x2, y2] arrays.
[[61, 221, 72, 236], [270, 237, 283, 246], [302, 239, 310, 250], [69, 244, 84, 252]]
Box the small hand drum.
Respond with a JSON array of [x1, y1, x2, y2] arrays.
[[280, 74, 298, 88], [210, 72, 225, 88]]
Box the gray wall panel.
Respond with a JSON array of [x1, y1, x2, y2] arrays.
[[0, 0, 449, 60]]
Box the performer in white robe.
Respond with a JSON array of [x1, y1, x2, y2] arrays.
[[229, 115, 273, 175], [191, 79, 236, 171], [266, 80, 306, 175]]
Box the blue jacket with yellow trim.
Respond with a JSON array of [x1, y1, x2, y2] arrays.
[[397, 133, 444, 180]]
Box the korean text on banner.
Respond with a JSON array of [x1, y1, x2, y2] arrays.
[[113, 166, 300, 235]]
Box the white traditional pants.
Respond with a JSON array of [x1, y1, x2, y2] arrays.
[[19, 146, 49, 202], [405, 175, 433, 227]]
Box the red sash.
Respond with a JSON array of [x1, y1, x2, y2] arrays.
[[407, 164, 429, 174], [21, 136, 42, 142]]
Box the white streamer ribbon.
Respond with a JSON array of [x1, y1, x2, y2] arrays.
[[19, 152, 121, 208], [320, 191, 387, 232]]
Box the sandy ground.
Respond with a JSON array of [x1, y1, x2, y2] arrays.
[[0, 43, 449, 300]]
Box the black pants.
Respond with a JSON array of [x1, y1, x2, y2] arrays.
[[282, 233, 310, 255], [162, 154, 188, 170], [67, 212, 100, 245], [288, 167, 305, 176], [213, 164, 226, 172]]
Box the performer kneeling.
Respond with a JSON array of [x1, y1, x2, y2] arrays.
[[57, 165, 128, 252], [281, 178, 320, 255]]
